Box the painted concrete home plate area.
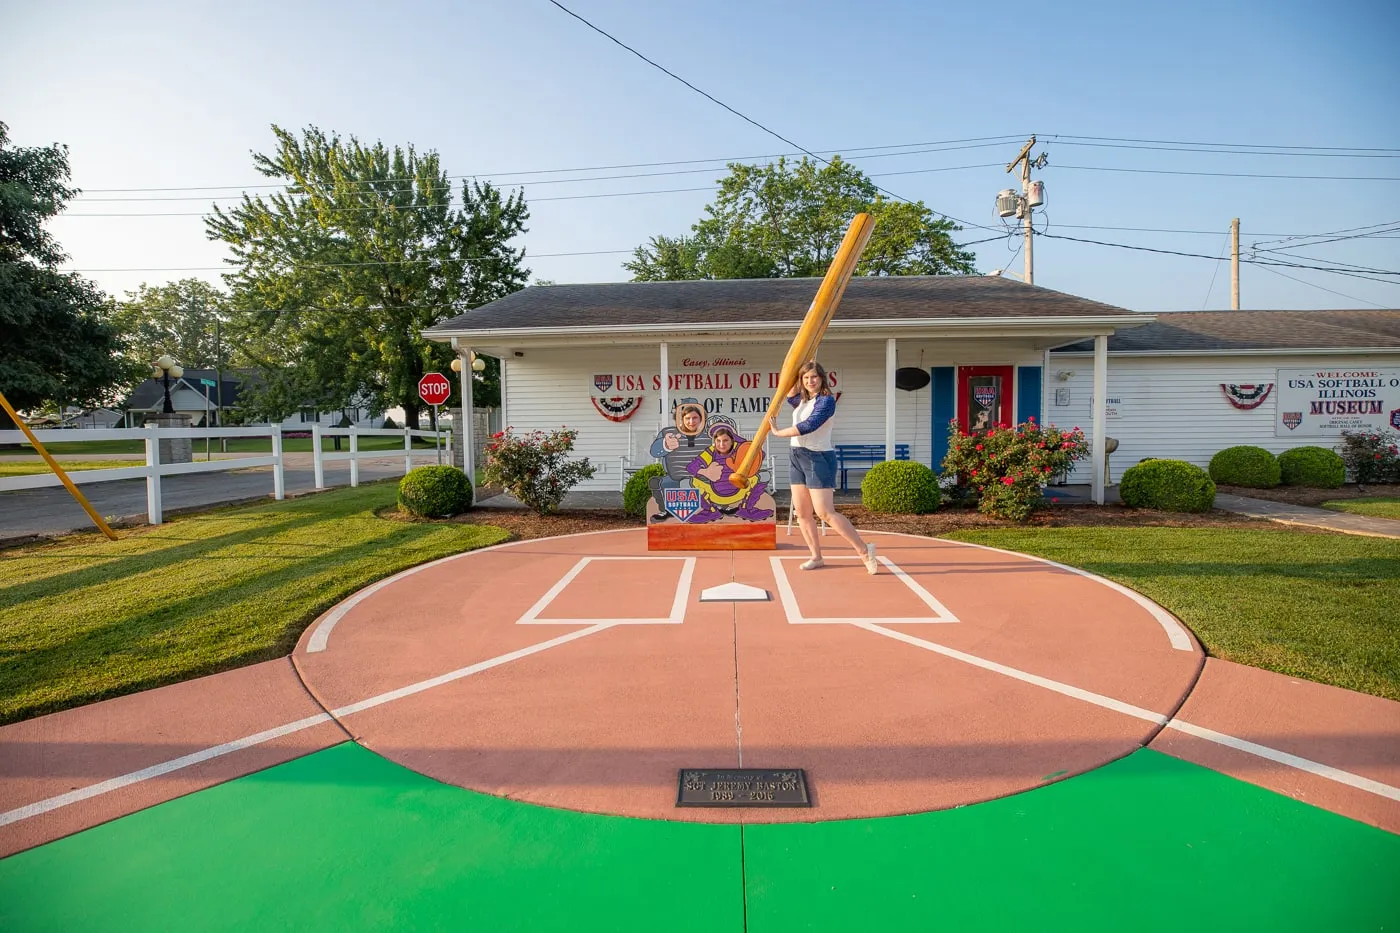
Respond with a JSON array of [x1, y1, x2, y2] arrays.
[[292, 529, 1204, 823]]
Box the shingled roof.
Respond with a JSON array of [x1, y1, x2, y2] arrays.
[[1053, 310, 1400, 353], [424, 276, 1136, 334]]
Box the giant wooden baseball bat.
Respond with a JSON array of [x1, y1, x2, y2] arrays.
[[731, 212, 875, 483]]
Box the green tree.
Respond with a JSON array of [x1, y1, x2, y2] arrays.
[[206, 125, 528, 427], [624, 156, 977, 281], [110, 278, 231, 370], [0, 122, 139, 430]]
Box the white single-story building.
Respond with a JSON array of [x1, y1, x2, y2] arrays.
[[423, 277, 1400, 501], [125, 368, 389, 431]]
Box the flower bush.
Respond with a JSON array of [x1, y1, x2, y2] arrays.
[[482, 426, 596, 515], [941, 418, 1090, 522], [1339, 429, 1400, 484], [1277, 446, 1346, 488]]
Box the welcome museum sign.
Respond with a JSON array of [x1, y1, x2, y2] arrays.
[[1276, 367, 1400, 437]]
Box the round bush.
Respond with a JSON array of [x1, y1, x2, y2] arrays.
[[397, 465, 472, 518], [1208, 445, 1281, 488], [1278, 446, 1345, 488], [861, 460, 941, 514], [1119, 459, 1216, 513], [623, 463, 665, 518]]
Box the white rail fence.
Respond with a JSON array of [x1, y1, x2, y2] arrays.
[[0, 424, 449, 525]]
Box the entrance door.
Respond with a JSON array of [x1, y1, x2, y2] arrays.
[[958, 366, 1015, 434]]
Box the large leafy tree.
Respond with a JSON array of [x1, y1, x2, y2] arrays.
[[110, 278, 231, 370], [206, 125, 527, 426], [625, 156, 977, 281], [0, 122, 138, 430]]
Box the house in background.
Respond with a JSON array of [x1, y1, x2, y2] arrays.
[[122, 368, 389, 430]]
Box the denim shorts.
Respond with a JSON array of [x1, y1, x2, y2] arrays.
[[790, 447, 838, 489]]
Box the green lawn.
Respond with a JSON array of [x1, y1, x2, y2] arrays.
[[22, 435, 443, 456], [946, 526, 1400, 701], [1322, 496, 1400, 520], [0, 460, 146, 477], [0, 483, 508, 724]]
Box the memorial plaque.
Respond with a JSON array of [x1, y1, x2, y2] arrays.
[[676, 768, 810, 807]]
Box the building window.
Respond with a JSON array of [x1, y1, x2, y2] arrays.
[[299, 407, 319, 423]]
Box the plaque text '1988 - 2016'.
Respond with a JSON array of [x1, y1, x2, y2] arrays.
[[676, 769, 810, 807]]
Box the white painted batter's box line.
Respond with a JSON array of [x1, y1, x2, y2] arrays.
[[769, 556, 961, 625], [516, 556, 697, 625]]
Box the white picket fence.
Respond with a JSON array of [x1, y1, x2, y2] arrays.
[[0, 423, 450, 525]]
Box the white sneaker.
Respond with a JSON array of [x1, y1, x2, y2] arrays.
[[799, 557, 824, 571], [863, 543, 880, 575]]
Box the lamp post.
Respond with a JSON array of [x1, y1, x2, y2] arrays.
[[152, 355, 184, 415]]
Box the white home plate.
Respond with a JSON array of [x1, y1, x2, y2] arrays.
[[699, 582, 770, 602]]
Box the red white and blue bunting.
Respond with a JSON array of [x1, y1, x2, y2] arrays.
[[1220, 383, 1274, 410]]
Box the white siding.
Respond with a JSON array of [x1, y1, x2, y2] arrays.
[[502, 340, 1046, 490], [1044, 352, 1396, 483]]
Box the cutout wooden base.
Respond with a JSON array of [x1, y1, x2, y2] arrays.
[[648, 522, 777, 551]]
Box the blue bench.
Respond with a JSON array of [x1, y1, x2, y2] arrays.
[[834, 444, 910, 493]]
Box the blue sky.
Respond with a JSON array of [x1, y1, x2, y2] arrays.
[[5, 0, 1398, 312]]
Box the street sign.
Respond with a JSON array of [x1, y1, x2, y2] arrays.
[[199, 378, 216, 387], [418, 372, 451, 407]]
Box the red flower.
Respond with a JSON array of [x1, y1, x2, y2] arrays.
[[1051, 497, 1059, 503], [975, 443, 983, 451], [1027, 415, 1036, 422], [1001, 476, 1015, 485]]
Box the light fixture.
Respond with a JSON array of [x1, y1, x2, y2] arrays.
[[1056, 370, 1075, 381], [152, 355, 181, 414]]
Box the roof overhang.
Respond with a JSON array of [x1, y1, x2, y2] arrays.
[[1051, 346, 1400, 357], [430, 314, 1154, 357]]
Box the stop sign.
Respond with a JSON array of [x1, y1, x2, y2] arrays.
[[418, 372, 451, 406]]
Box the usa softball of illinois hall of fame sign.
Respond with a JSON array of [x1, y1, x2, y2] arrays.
[[1276, 367, 1400, 437]]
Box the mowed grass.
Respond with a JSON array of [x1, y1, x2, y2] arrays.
[[1323, 496, 1400, 520], [0, 460, 146, 477], [945, 526, 1400, 701], [0, 483, 508, 724]]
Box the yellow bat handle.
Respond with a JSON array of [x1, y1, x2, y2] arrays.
[[0, 390, 120, 540], [732, 212, 875, 484]]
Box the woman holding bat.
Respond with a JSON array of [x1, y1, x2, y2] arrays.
[[769, 361, 880, 574]]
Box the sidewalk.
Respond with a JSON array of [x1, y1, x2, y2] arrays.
[[1214, 494, 1400, 539]]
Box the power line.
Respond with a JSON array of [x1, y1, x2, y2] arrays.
[[543, 0, 1002, 235], [1035, 231, 1400, 280], [1201, 230, 1230, 310], [1050, 139, 1400, 159], [1252, 263, 1389, 309], [60, 248, 638, 273], [1048, 134, 1400, 153], [1053, 164, 1400, 182]]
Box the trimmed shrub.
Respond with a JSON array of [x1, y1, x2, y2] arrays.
[[941, 417, 1090, 521], [862, 460, 941, 514], [1208, 445, 1281, 488], [624, 463, 666, 518], [1278, 446, 1345, 488], [398, 465, 473, 517], [1120, 459, 1216, 512]]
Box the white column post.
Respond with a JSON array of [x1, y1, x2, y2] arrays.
[[145, 422, 162, 525], [885, 338, 897, 461], [271, 424, 285, 500], [349, 426, 360, 487], [460, 348, 475, 483], [1092, 335, 1108, 505], [311, 423, 325, 489], [403, 425, 413, 475], [659, 341, 670, 430]]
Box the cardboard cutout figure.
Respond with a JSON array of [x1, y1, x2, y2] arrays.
[[645, 403, 775, 525], [647, 400, 708, 522], [685, 424, 773, 522]]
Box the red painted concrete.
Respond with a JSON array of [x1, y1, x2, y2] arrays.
[[1149, 658, 1400, 834], [0, 658, 348, 857], [294, 530, 1205, 822]]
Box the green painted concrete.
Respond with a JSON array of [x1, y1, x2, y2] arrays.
[[743, 750, 1400, 932], [0, 743, 744, 932], [2, 746, 1397, 932]]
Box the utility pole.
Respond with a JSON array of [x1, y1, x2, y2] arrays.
[[1231, 217, 1240, 310], [999, 137, 1048, 285]]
